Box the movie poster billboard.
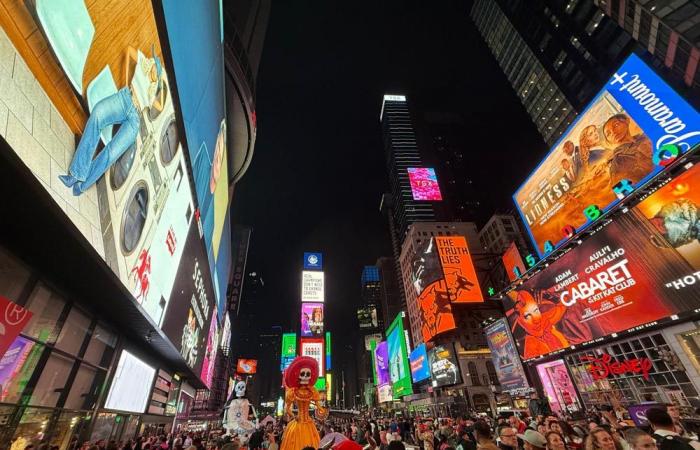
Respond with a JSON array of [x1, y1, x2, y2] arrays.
[[484, 319, 530, 393], [514, 53, 700, 256], [387, 314, 413, 397], [536, 359, 582, 415], [502, 242, 526, 282], [407, 168, 443, 201], [409, 343, 431, 383], [503, 211, 700, 361], [428, 343, 462, 387], [301, 303, 324, 337], [435, 236, 483, 303]]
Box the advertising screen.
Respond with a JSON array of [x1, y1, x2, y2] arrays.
[[326, 331, 332, 370], [503, 211, 700, 360], [236, 359, 258, 374], [484, 319, 530, 393], [374, 341, 391, 386], [502, 242, 526, 282], [428, 343, 462, 387], [377, 384, 393, 403], [301, 303, 324, 337], [280, 333, 297, 371], [300, 338, 324, 376], [408, 168, 443, 201], [200, 311, 219, 388], [105, 351, 156, 413], [514, 53, 700, 256], [364, 333, 383, 351], [304, 252, 323, 270], [409, 343, 431, 383], [387, 314, 413, 397], [220, 313, 232, 350], [435, 236, 483, 303], [536, 359, 582, 415], [0, 2, 217, 376], [301, 271, 325, 302], [357, 306, 379, 329]]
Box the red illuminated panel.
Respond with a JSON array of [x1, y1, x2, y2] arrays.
[[407, 168, 442, 201]]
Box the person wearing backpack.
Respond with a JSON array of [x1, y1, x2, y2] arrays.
[[646, 408, 700, 450]]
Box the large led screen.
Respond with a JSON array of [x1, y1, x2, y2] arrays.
[[514, 54, 700, 256], [301, 303, 324, 337], [435, 236, 483, 303], [408, 168, 443, 201], [105, 351, 156, 413], [374, 341, 391, 386], [409, 343, 431, 383], [301, 271, 324, 302], [236, 359, 258, 374], [200, 311, 219, 388], [504, 209, 700, 360], [357, 306, 379, 329], [0, 0, 216, 377], [280, 333, 297, 371], [536, 359, 582, 415], [387, 314, 413, 398], [428, 343, 462, 387], [502, 242, 526, 282], [300, 338, 324, 376], [484, 319, 530, 393]]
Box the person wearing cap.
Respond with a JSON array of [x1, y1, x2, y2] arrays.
[[59, 44, 165, 195], [518, 429, 547, 450]]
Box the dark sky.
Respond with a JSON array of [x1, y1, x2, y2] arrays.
[[231, 0, 546, 378]]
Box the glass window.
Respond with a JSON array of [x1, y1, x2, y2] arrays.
[[90, 412, 117, 443], [50, 410, 88, 450], [83, 325, 117, 368], [0, 247, 30, 301], [0, 337, 44, 404], [12, 407, 53, 448], [55, 308, 91, 356], [64, 364, 105, 410], [30, 351, 74, 407], [23, 283, 66, 344]]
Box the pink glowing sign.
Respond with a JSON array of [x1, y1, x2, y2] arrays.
[[407, 168, 442, 201]]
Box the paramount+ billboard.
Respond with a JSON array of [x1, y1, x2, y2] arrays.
[[504, 164, 700, 360], [514, 53, 700, 256]]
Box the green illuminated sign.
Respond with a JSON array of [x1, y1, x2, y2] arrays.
[[370, 339, 378, 385], [314, 377, 326, 390], [281, 333, 297, 357], [325, 332, 331, 356], [387, 313, 413, 398]]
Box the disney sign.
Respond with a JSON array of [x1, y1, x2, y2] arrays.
[[582, 353, 653, 381]]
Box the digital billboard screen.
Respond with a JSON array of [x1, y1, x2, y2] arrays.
[[502, 242, 526, 282], [374, 341, 391, 386], [536, 359, 583, 415], [280, 333, 297, 371], [377, 384, 393, 403], [300, 338, 324, 376], [504, 206, 700, 360], [301, 271, 324, 302], [514, 53, 700, 256], [484, 319, 530, 393], [105, 351, 156, 413], [236, 359, 258, 374], [409, 343, 431, 383], [0, 1, 218, 379], [304, 252, 323, 270], [364, 333, 383, 351], [357, 306, 379, 329], [387, 314, 413, 397], [435, 236, 483, 303], [301, 303, 324, 337], [200, 311, 219, 388], [428, 343, 462, 387], [408, 168, 443, 201]]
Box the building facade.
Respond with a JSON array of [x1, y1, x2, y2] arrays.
[[478, 214, 530, 255]]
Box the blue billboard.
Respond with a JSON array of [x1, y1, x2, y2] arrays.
[[409, 344, 430, 383], [513, 53, 700, 257], [303, 252, 323, 270]]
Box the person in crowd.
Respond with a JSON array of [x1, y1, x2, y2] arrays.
[[624, 429, 657, 450], [647, 408, 700, 450], [585, 428, 623, 450], [388, 441, 406, 450], [457, 430, 476, 450], [519, 430, 547, 450], [497, 426, 518, 450], [546, 431, 567, 450], [475, 420, 499, 450]]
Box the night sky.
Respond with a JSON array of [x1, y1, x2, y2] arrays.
[[231, 1, 547, 381]]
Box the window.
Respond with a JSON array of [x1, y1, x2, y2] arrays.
[[64, 363, 106, 410], [55, 308, 91, 355], [83, 325, 117, 368], [22, 283, 66, 344], [487, 361, 499, 385], [30, 351, 74, 407], [586, 10, 605, 35], [468, 361, 480, 386]]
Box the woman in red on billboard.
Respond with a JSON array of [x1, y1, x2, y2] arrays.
[[508, 290, 569, 359]]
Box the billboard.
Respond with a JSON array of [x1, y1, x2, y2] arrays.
[[435, 236, 483, 303], [374, 341, 391, 386], [536, 359, 582, 415], [200, 311, 219, 388], [0, 0, 218, 377], [357, 306, 379, 329], [364, 333, 383, 351], [409, 343, 431, 383], [301, 303, 324, 337], [408, 168, 443, 201], [300, 338, 324, 376], [484, 319, 530, 393], [377, 384, 393, 403], [304, 252, 323, 270], [301, 271, 324, 302], [280, 333, 297, 371], [514, 53, 700, 256], [325, 331, 332, 370], [236, 359, 258, 374], [428, 343, 462, 387], [105, 351, 156, 413], [387, 314, 413, 397], [503, 211, 700, 360], [502, 242, 526, 282]]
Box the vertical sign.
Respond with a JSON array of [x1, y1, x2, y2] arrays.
[[0, 296, 33, 359]]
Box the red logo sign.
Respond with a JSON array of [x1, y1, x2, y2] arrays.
[[582, 353, 653, 381], [0, 296, 33, 359]]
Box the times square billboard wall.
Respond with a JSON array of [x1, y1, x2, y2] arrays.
[[0, 1, 224, 380], [513, 53, 700, 257], [504, 166, 700, 360]]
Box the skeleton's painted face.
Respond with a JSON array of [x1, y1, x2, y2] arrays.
[[299, 368, 312, 385], [235, 380, 246, 397]]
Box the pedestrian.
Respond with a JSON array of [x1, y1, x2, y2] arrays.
[[497, 426, 518, 450], [457, 430, 476, 450], [474, 421, 498, 450], [624, 429, 658, 450], [546, 432, 566, 450], [646, 408, 700, 450], [585, 428, 623, 450], [518, 430, 547, 450], [388, 441, 406, 450]]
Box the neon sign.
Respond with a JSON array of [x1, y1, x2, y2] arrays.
[[582, 353, 653, 381]]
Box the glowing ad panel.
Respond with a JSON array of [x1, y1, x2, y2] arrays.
[[387, 314, 413, 397], [304, 252, 323, 270], [357, 306, 379, 329], [301, 271, 324, 302], [503, 204, 700, 360], [105, 351, 156, 413], [536, 359, 582, 415], [236, 359, 258, 374], [374, 341, 391, 386], [435, 236, 483, 303], [408, 168, 443, 201], [409, 343, 430, 383], [280, 333, 297, 371], [300, 338, 324, 376], [502, 242, 526, 282], [514, 53, 700, 256], [200, 311, 219, 388], [428, 343, 462, 387], [300, 303, 324, 337], [484, 319, 530, 393]]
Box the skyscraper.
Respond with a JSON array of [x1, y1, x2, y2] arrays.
[[470, 0, 635, 145], [376, 256, 405, 327]]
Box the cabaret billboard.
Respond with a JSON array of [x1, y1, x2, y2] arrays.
[[514, 53, 700, 257], [504, 174, 700, 360]]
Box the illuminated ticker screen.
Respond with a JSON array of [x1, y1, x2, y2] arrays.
[[407, 168, 443, 201]]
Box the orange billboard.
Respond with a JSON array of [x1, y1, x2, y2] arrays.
[[502, 241, 526, 282], [435, 236, 483, 303], [236, 359, 258, 374]]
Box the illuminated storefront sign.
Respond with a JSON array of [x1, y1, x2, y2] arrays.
[[582, 353, 653, 381], [280, 333, 297, 371]]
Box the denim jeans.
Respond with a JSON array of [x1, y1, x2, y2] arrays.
[[69, 87, 139, 193]]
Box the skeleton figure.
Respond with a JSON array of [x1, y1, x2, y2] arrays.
[[280, 356, 328, 450], [223, 379, 257, 442]]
